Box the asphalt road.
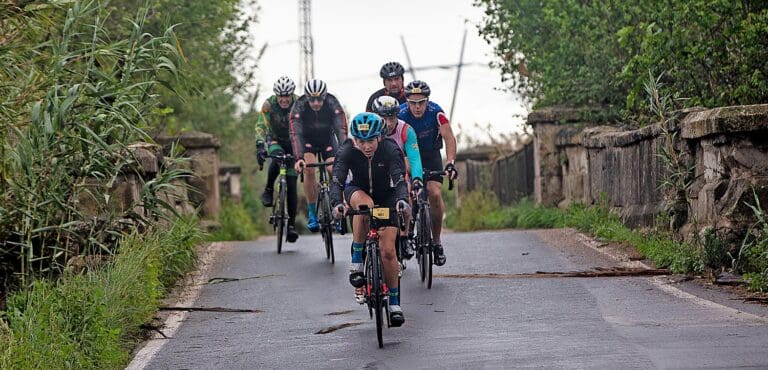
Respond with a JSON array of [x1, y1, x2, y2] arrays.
[[131, 229, 768, 369]]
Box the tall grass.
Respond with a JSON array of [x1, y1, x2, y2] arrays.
[[0, 217, 201, 369], [0, 1, 184, 288]]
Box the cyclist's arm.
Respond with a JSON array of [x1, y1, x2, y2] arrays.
[[330, 142, 351, 206], [255, 100, 272, 144], [403, 125, 423, 182], [289, 100, 306, 157], [437, 112, 457, 164], [327, 95, 347, 143], [364, 91, 378, 112], [386, 141, 409, 202]]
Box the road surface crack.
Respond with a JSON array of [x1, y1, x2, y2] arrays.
[[435, 267, 669, 279], [204, 274, 284, 285], [159, 306, 263, 313], [314, 322, 363, 334]]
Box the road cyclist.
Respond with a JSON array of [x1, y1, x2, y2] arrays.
[[331, 112, 412, 328], [290, 78, 347, 232], [256, 76, 300, 243]]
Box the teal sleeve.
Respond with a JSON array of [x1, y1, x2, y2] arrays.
[[404, 126, 423, 181]]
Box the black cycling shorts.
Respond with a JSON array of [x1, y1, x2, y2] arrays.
[[343, 186, 398, 228], [303, 136, 338, 158], [420, 150, 444, 183]]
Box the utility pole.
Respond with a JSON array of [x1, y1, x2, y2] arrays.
[[400, 35, 417, 81], [449, 28, 468, 121], [298, 0, 314, 87]]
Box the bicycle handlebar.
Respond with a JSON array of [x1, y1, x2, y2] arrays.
[[344, 205, 407, 230], [298, 160, 335, 183], [258, 153, 294, 171], [422, 169, 455, 191]]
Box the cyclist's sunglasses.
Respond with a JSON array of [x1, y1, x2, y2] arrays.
[[308, 96, 324, 102], [406, 97, 428, 105]]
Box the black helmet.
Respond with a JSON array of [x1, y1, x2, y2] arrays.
[[379, 62, 405, 79], [404, 80, 431, 97]]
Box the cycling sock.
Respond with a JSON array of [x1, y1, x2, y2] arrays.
[[308, 203, 317, 218], [351, 242, 364, 263], [388, 287, 399, 305]]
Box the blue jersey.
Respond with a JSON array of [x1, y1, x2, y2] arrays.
[[398, 101, 445, 152]]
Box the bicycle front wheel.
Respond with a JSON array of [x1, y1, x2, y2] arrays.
[[275, 182, 286, 254], [371, 244, 384, 348], [320, 192, 335, 264], [424, 210, 434, 289]]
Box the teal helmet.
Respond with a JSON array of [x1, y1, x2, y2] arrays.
[[350, 112, 384, 140]]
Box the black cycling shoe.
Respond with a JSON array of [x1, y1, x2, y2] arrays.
[[261, 188, 274, 207], [433, 243, 446, 266], [349, 263, 365, 288], [286, 224, 299, 243]]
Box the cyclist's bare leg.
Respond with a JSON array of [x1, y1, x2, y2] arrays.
[[378, 226, 399, 291], [427, 180, 444, 243], [349, 190, 372, 243], [302, 151, 318, 204], [348, 190, 372, 296]]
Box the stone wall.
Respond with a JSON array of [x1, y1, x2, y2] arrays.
[[530, 104, 768, 239], [155, 131, 221, 222], [75, 142, 194, 221]]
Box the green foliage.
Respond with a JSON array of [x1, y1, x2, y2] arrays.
[[475, 0, 768, 117], [738, 189, 768, 292], [208, 198, 262, 242], [447, 193, 564, 231], [0, 1, 185, 287], [0, 218, 201, 369]]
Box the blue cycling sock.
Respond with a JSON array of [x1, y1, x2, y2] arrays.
[[308, 203, 317, 218], [389, 287, 399, 305], [351, 242, 364, 263]]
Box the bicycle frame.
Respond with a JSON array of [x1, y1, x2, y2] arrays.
[[301, 151, 336, 263], [266, 153, 294, 254], [411, 170, 453, 288], [346, 205, 404, 348]]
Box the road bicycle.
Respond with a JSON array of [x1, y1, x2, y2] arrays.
[[411, 170, 453, 289], [261, 152, 294, 254], [300, 152, 336, 264], [346, 204, 406, 348]]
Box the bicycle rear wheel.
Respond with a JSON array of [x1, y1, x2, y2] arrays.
[[275, 182, 286, 254]]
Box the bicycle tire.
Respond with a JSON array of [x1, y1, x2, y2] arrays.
[[365, 241, 374, 319], [275, 181, 286, 254], [423, 208, 434, 289], [321, 191, 335, 264], [371, 241, 384, 348]]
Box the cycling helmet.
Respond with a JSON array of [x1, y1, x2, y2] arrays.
[[304, 79, 327, 97], [380, 61, 405, 78], [404, 80, 431, 97], [350, 112, 384, 140], [272, 76, 296, 96], [373, 96, 400, 117]]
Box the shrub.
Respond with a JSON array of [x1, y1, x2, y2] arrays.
[[0, 218, 201, 369]]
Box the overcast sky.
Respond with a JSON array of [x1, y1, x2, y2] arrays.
[[247, 0, 528, 147]]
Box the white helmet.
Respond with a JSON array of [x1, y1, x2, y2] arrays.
[[304, 79, 327, 97], [273, 76, 296, 96], [372, 95, 399, 117]]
